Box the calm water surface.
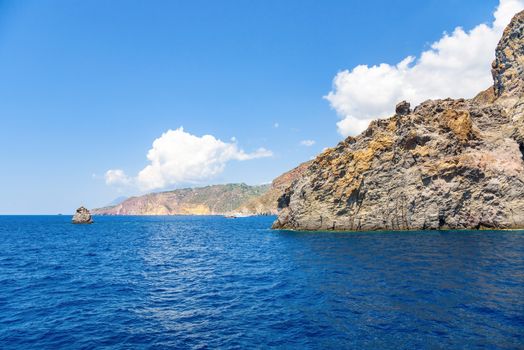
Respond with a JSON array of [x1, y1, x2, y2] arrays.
[[0, 215, 523, 349]]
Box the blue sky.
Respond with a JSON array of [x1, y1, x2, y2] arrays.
[[0, 0, 510, 213]]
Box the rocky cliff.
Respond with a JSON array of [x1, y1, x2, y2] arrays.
[[235, 161, 311, 214], [92, 161, 310, 216], [72, 206, 93, 224], [273, 11, 524, 231]]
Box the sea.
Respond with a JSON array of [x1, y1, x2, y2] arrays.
[[0, 215, 523, 349]]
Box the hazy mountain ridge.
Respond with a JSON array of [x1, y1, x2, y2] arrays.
[[92, 183, 270, 215], [92, 161, 310, 216]]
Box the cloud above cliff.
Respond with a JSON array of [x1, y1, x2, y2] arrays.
[[105, 169, 131, 186], [300, 139, 316, 147], [106, 127, 272, 191], [325, 0, 524, 136]]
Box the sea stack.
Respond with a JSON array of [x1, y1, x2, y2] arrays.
[[273, 10, 524, 231], [72, 206, 93, 224]]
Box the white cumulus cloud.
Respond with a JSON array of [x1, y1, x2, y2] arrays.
[[300, 139, 316, 146], [105, 169, 131, 186], [106, 127, 272, 191], [325, 0, 524, 136]]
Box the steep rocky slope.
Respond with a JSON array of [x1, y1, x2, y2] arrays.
[[92, 184, 269, 215], [92, 161, 310, 215], [235, 161, 311, 214], [273, 11, 524, 231]]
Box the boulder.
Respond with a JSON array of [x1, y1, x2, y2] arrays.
[[72, 206, 93, 224], [395, 101, 411, 116]]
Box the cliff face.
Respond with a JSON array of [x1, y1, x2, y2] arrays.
[[93, 162, 309, 216], [273, 11, 524, 231], [235, 161, 311, 214]]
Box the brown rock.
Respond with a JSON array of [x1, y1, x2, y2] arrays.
[[492, 11, 524, 97], [395, 101, 411, 115], [273, 11, 524, 231], [72, 206, 93, 224]]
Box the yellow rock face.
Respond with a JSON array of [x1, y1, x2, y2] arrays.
[[179, 204, 211, 215], [273, 10, 524, 231], [441, 109, 474, 142]]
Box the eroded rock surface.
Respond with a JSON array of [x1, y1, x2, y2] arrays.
[[273, 11, 524, 231], [395, 101, 411, 116], [72, 206, 93, 224]]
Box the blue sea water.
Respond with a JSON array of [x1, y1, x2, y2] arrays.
[[0, 215, 523, 349]]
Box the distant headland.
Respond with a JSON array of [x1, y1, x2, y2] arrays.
[[92, 162, 310, 216]]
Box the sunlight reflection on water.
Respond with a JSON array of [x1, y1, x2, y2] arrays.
[[0, 215, 523, 349]]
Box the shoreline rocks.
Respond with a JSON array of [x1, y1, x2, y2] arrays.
[[72, 207, 93, 224]]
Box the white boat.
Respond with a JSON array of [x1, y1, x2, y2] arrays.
[[224, 213, 253, 218]]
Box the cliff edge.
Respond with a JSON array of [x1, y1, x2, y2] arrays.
[[273, 11, 524, 231]]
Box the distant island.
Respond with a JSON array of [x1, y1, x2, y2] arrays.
[[92, 161, 309, 216], [272, 10, 524, 231]]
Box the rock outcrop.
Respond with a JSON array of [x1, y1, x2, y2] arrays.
[[72, 206, 93, 224], [273, 11, 524, 231], [492, 11, 524, 98], [235, 161, 311, 214], [395, 101, 411, 116]]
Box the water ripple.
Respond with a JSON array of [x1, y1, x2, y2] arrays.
[[0, 215, 523, 349]]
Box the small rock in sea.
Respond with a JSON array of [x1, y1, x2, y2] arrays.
[[72, 206, 93, 224], [395, 100, 411, 115]]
